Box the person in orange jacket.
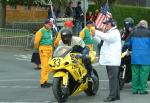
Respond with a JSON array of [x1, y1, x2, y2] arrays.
[[54, 20, 74, 47], [34, 19, 53, 88]]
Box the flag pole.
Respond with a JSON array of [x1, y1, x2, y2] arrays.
[[48, 0, 55, 19], [48, 0, 58, 37], [106, 0, 109, 4], [106, 0, 109, 10]]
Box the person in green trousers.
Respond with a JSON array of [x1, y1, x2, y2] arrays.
[[124, 20, 150, 94]]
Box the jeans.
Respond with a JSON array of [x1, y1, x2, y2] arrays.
[[75, 21, 82, 35]]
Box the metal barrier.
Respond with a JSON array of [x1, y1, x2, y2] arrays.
[[0, 28, 32, 48], [56, 18, 73, 27], [5, 18, 74, 31], [2, 18, 73, 48], [6, 22, 43, 32]]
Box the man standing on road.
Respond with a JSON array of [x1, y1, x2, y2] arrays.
[[34, 19, 53, 88], [92, 18, 121, 102]]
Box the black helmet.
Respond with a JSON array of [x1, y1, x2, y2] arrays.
[[124, 17, 134, 30], [60, 28, 72, 45]]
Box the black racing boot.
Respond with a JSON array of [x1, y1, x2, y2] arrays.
[[41, 82, 52, 88]]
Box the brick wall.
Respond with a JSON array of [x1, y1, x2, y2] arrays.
[[6, 5, 48, 23]]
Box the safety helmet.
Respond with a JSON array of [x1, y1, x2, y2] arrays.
[[60, 28, 72, 45], [124, 17, 134, 30], [64, 20, 74, 28]]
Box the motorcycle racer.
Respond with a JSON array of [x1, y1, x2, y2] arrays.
[[58, 28, 94, 78]]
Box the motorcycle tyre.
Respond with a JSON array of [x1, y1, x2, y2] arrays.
[[52, 77, 69, 103], [119, 78, 125, 90]]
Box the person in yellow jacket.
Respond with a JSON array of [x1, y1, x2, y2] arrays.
[[54, 20, 74, 47], [79, 20, 94, 51], [34, 19, 53, 88]]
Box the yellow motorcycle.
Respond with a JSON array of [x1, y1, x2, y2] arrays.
[[49, 46, 99, 103]]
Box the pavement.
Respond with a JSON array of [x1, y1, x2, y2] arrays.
[[0, 47, 149, 103]]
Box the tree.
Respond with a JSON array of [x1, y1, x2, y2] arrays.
[[0, 0, 68, 27], [0, 0, 117, 28], [0, 0, 25, 27], [0, 0, 6, 28], [92, 0, 117, 9]]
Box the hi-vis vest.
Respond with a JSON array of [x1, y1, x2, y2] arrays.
[[39, 27, 53, 45], [80, 27, 93, 44]]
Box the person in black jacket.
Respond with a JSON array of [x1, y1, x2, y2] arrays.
[[75, 1, 84, 35], [64, 1, 75, 18]]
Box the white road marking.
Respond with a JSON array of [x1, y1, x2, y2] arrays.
[[0, 85, 149, 91], [93, 63, 100, 66], [0, 101, 52, 103], [0, 78, 149, 82], [0, 79, 109, 82], [0, 86, 39, 89], [0, 80, 149, 89], [15, 58, 31, 61], [14, 54, 32, 59], [14, 54, 31, 61], [1, 72, 39, 79], [0, 79, 39, 82]]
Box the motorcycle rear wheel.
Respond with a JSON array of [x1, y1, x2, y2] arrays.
[[52, 77, 69, 103], [84, 69, 99, 96], [119, 78, 125, 90]]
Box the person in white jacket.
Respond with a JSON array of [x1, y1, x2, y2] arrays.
[[92, 18, 121, 102]]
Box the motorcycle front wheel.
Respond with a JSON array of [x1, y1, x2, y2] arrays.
[[52, 77, 69, 103]]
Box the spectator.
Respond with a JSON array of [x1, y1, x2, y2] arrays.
[[93, 9, 99, 21], [75, 1, 84, 35], [55, 7, 60, 18], [92, 18, 121, 102], [64, 1, 75, 18], [124, 20, 150, 95], [54, 20, 74, 47], [79, 20, 94, 51], [48, 5, 57, 19], [86, 11, 94, 21], [34, 19, 53, 88], [30, 26, 41, 70], [121, 17, 134, 41]]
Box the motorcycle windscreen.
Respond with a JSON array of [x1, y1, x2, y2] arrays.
[[53, 46, 72, 57]]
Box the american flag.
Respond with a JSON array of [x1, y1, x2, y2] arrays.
[[95, 4, 112, 30]]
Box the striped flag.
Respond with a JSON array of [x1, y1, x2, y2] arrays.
[[95, 4, 112, 30]]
